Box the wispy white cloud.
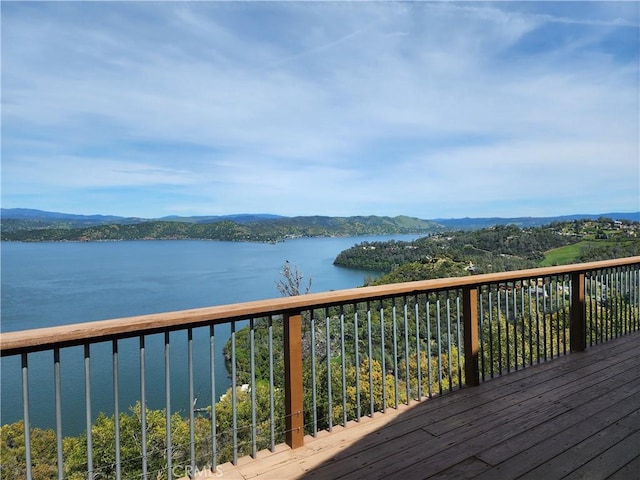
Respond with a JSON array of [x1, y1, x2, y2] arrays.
[[1, 1, 638, 218]]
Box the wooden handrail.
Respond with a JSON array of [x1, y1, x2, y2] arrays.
[[2, 256, 639, 356]]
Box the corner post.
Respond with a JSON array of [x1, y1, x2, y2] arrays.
[[571, 272, 586, 352], [463, 286, 480, 386], [284, 311, 304, 448]]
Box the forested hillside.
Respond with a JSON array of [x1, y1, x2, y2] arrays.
[[334, 219, 640, 285], [0, 215, 443, 242]]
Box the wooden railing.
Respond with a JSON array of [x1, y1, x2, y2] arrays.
[[1, 257, 639, 480]]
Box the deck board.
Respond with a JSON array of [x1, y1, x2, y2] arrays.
[[220, 332, 640, 480]]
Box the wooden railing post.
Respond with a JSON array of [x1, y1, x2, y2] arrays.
[[571, 272, 586, 352], [284, 311, 304, 449], [463, 286, 480, 386]]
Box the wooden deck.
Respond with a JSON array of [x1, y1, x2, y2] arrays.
[[216, 331, 640, 480]]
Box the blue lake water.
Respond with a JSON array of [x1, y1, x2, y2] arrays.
[[0, 235, 418, 435]]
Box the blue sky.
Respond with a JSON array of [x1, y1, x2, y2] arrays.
[[2, 1, 639, 219]]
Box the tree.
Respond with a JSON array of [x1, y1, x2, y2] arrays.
[[275, 260, 312, 297], [0, 421, 57, 480]]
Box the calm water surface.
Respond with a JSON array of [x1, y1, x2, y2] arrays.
[[1, 236, 417, 434]]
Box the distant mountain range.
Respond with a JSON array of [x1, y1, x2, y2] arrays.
[[1, 208, 638, 242], [0, 208, 285, 225]]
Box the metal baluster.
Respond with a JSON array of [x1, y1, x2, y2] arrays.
[[603, 270, 608, 342], [426, 297, 433, 396], [598, 270, 609, 343], [140, 336, 148, 479], [595, 272, 601, 343], [455, 295, 462, 386], [556, 277, 562, 355], [404, 297, 411, 402], [556, 277, 561, 356], [621, 267, 626, 334], [54, 348, 63, 480], [634, 267, 637, 331], [310, 311, 317, 435], [559, 277, 565, 355], [22, 353, 32, 480], [610, 270, 615, 337], [613, 269, 618, 338], [250, 319, 257, 457], [326, 308, 332, 430], [562, 276, 572, 355], [340, 306, 347, 426], [520, 281, 526, 366], [620, 268, 625, 335], [592, 271, 597, 343], [542, 279, 549, 360], [635, 267, 639, 331], [616, 268, 622, 337], [113, 341, 121, 480], [608, 269, 613, 339], [496, 288, 503, 374], [631, 268, 635, 331], [513, 284, 519, 370], [545, 278, 553, 360], [629, 267, 634, 332], [594, 271, 600, 343], [164, 332, 172, 478], [557, 276, 562, 354], [527, 281, 534, 365], [230, 321, 237, 464], [435, 298, 443, 395], [504, 286, 510, 373], [353, 307, 361, 421], [623, 268, 629, 334], [415, 296, 422, 400], [596, 272, 600, 341], [479, 289, 486, 381], [210, 325, 217, 470], [606, 271, 611, 337], [633, 268, 636, 331], [561, 276, 567, 352], [627, 267, 632, 333], [445, 297, 453, 391], [367, 304, 374, 415], [488, 291, 495, 376], [617, 268, 622, 335], [188, 329, 195, 473], [535, 282, 541, 362], [85, 344, 93, 480], [586, 274, 592, 346], [380, 302, 386, 412], [268, 317, 275, 448], [498, 286, 511, 375], [636, 267, 640, 331], [392, 300, 399, 407], [620, 267, 629, 335]]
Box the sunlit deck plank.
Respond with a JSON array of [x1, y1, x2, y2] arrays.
[[222, 331, 640, 479]]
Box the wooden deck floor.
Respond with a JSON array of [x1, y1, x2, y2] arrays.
[[217, 332, 640, 480]]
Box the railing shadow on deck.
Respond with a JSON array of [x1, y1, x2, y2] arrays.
[[1, 257, 639, 480], [284, 329, 640, 480]]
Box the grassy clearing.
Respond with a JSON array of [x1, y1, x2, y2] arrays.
[[541, 240, 632, 266], [541, 242, 586, 266]]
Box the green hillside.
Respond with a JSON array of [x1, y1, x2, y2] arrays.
[[0, 216, 444, 243], [334, 219, 640, 285]]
